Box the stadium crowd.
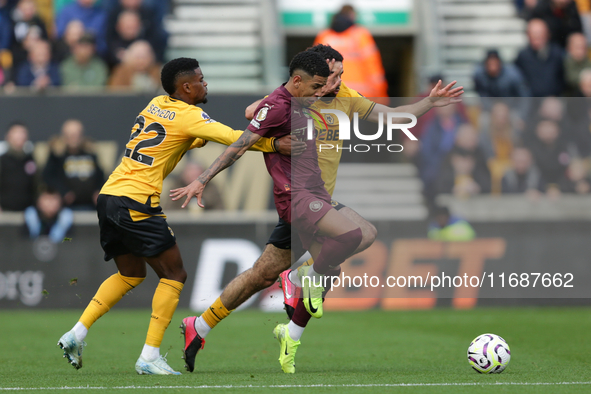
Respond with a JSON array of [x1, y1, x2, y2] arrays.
[[0, 0, 168, 91], [407, 0, 591, 204], [3, 0, 591, 220]]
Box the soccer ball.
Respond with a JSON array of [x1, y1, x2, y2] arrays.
[[467, 333, 511, 373]]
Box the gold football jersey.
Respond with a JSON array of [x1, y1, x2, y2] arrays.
[[310, 82, 376, 195], [101, 95, 276, 205]]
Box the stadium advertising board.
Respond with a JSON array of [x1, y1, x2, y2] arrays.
[[1, 220, 590, 310]]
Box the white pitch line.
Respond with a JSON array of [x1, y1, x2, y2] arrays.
[[1, 382, 591, 391]]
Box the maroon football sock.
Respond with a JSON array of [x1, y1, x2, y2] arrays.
[[312, 228, 362, 275], [292, 266, 342, 327], [291, 297, 312, 327]]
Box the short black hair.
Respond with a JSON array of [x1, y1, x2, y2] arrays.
[[161, 57, 200, 95], [485, 49, 501, 62], [7, 121, 26, 129], [306, 44, 344, 62], [289, 51, 330, 78]]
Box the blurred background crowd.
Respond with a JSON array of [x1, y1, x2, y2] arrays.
[[2, 0, 591, 235], [404, 0, 591, 206], [0, 0, 167, 91]]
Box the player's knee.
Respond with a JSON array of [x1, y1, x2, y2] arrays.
[[358, 222, 378, 252], [335, 227, 363, 256]]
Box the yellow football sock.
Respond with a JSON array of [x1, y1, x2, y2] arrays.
[[79, 272, 144, 329], [303, 257, 314, 266], [201, 297, 232, 329], [145, 278, 184, 347]]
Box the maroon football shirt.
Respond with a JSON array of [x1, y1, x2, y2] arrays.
[[247, 85, 327, 223]]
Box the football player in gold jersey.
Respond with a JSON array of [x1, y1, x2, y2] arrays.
[[57, 57, 303, 375], [178, 45, 462, 374]]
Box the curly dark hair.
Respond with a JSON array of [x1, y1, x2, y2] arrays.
[[161, 58, 200, 95], [289, 51, 330, 78], [306, 44, 344, 62]]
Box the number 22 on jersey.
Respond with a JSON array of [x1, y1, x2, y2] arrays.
[[124, 115, 167, 166]]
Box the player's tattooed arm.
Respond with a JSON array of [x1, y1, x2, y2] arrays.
[[366, 80, 464, 124], [170, 130, 261, 208]]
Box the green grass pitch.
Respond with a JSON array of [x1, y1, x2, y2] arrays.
[[1, 307, 590, 393]]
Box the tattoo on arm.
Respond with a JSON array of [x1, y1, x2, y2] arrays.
[[198, 130, 261, 184]]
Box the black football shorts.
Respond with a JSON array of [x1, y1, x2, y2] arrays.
[[97, 194, 176, 261]]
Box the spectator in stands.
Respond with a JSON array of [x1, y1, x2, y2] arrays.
[[501, 147, 543, 194], [530, 0, 583, 48], [15, 39, 60, 89], [53, 19, 85, 63], [564, 69, 591, 156], [42, 119, 104, 210], [0, 1, 11, 61], [55, 0, 107, 56], [103, 0, 169, 23], [480, 102, 520, 160], [474, 50, 531, 98], [428, 205, 475, 241], [437, 124, 491, 197], [10, 16, 43, 73], [578, 66, 591, 95], [524, 96, 568, 145], [528, 119, 570, 196], [9, 0, 48, 68], [106, 9, 143, 66], [0, 7, 11, 52], [575, 0, 591, 40], [24, 186, 73, 243], [314, 4, 389, 104], [560, 158, 591, 192], [60, 32, 108, 89], [108, 40, 160, 92], [515, 18, 565, 97], [515, 0, 539, 19], [480, 102, 520, 193], [106, 0, 167, 63], [0, 0, 18, 17], [419, 104, 467, 199], [437, 150, 489, 198], [0, 122, 37, 212], [564, 32, 591, 95], [473, 49, 531, 120]]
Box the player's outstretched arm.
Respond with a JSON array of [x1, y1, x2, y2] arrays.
[[366, 80, 464, 124], [170, 130, 262, 208]]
